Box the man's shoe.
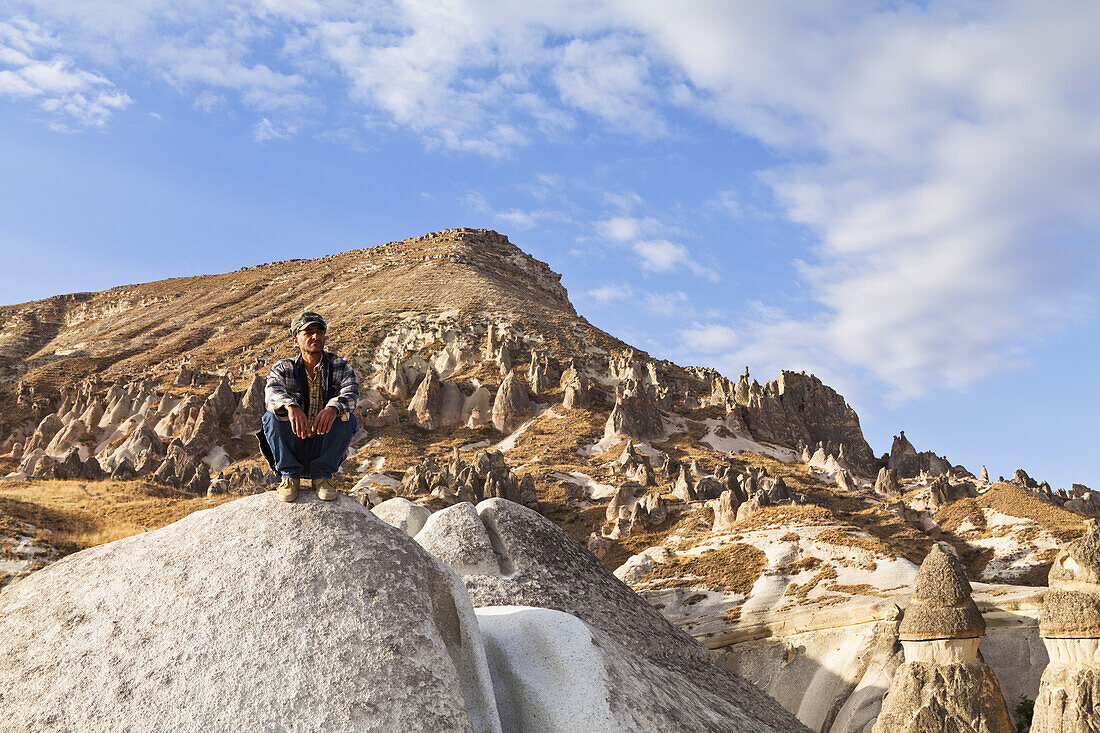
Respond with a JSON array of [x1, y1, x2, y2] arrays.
[[277, 476, 300, 502], [313, 477, 337, 501]]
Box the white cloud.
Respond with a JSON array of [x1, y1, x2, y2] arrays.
[[494, 208, 563, 230], [680, 323, 739, 353], [642, 291, 695, 318], [602, 190, 643, 212], [632, 239, 718, 281], [252, 117, 296, 142], [588, 283, 634, 303], [0, 17, 131, 129], [618, 0, 1100, 399], [553, 34, 665, 136], [596, 216, 660, 242], [709, 189, 742, 218]]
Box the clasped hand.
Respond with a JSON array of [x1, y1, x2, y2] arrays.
[[287, 405, 337, 439]]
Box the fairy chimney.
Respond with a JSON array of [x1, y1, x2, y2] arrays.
[[871, 546, 1012, 733], [1031, 520, 1100, 732]]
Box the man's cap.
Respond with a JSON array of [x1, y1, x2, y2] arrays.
[[291, 311, 327, 335]]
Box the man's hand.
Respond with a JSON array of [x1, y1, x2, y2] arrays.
[[312, 406, 338, 436], [287, 405, 311, 439]]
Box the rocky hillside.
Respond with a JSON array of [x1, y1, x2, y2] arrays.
[[1, 228, 1095, 732]]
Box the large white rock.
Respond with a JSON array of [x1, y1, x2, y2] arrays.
[[417, 498, 808, 732], [0, 493, 502, 733], [416, 502, 501, 576], [475, 605, 617, 733], [372, 496, 432, 537]]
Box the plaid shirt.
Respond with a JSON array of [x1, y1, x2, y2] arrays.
[[265, 351, 359, 419], [305, 365, 324, 421]]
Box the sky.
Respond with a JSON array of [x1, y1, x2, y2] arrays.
[[1, 0, 1097, 489]]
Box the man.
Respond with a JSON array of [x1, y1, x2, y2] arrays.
[[261, 311, 359, 502]]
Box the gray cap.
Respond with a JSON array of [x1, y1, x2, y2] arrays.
[[291, 311, 327, 335], [899, 545, 985, 641]]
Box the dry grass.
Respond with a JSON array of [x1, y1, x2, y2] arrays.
[[600, 509, 712, 571], [736, 504, 835, 531], [653, 422, 713, 463], [506, 407, 608, 471], [932, 483, 1085, 584], [827, 582, 892, 597], [358, 423, 497, 474], [641, 542, 768, 594], [815, 527, 896, 559], [787, 563, 838, 600], [0, 479, 233, 556]]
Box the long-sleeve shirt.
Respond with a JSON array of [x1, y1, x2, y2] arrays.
[[264, 351, 359, 420]]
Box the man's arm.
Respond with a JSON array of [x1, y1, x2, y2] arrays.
[[265, 360, 301, 419], [324, 357, 359, 416]]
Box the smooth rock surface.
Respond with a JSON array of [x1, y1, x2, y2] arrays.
[[371, 496, 432, 537], [420, 498, 808, 732], [475, 605, 617, 733], [0, 493, 501, 733]]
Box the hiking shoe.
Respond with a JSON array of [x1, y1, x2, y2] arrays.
[[277, 476, 300, 503], [313, 477, 337, 501]]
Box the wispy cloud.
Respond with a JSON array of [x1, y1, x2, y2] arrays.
[[596, 215, 660, 242], [0, 17, 131, 129], [552, 34, 666, 137], [494, 208, 564, 230], [621, 0, 1100, 399], [588, 283, 634, 303], [632, 239, 718, 281], [680, 323, 739, 353], [252, 117, 296, 142]]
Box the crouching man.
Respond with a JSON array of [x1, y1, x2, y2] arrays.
[[261, 311, 358, 502]]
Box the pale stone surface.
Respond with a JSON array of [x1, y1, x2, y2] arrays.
[[717, 617, 903, 733], [0, 493, 502, 733], [371, 496, 431, 536], [475, 606, 617, 733], [420, 498, 808, 732], [416, 502, 501, 576], [1033, 520, 1100, 732]]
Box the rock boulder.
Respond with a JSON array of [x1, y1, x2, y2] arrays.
[[417, 498, 807, 732], [0, 493, 501, 733]]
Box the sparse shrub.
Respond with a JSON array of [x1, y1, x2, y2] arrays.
[[1014, 695, 1034, 732]]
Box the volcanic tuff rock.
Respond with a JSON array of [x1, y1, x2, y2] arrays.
[[605, 378, 664, 440], [491, 370, 531, 433], [415, 498, 807, 732], [0, 493, 501, 732], [888, 431, 953, 479], [1032, 520, 1100, 732], [872, 546, 1012, 733]]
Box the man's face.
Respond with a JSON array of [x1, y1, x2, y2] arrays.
[[292, 324, 327, 355]]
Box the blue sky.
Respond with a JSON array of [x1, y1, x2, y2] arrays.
[[1, 1, 1097, 489]]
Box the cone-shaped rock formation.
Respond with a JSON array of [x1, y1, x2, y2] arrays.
[[872, 546, 1012, 733], [1032, 519, 1100, 732]]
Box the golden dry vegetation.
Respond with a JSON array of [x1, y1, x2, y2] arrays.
[[0, 479, 234, 557], [641, 542, 768, 595], [933, 482, 1084, 583]]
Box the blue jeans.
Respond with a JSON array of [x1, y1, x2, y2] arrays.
[[261, 411, 356, 479]]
